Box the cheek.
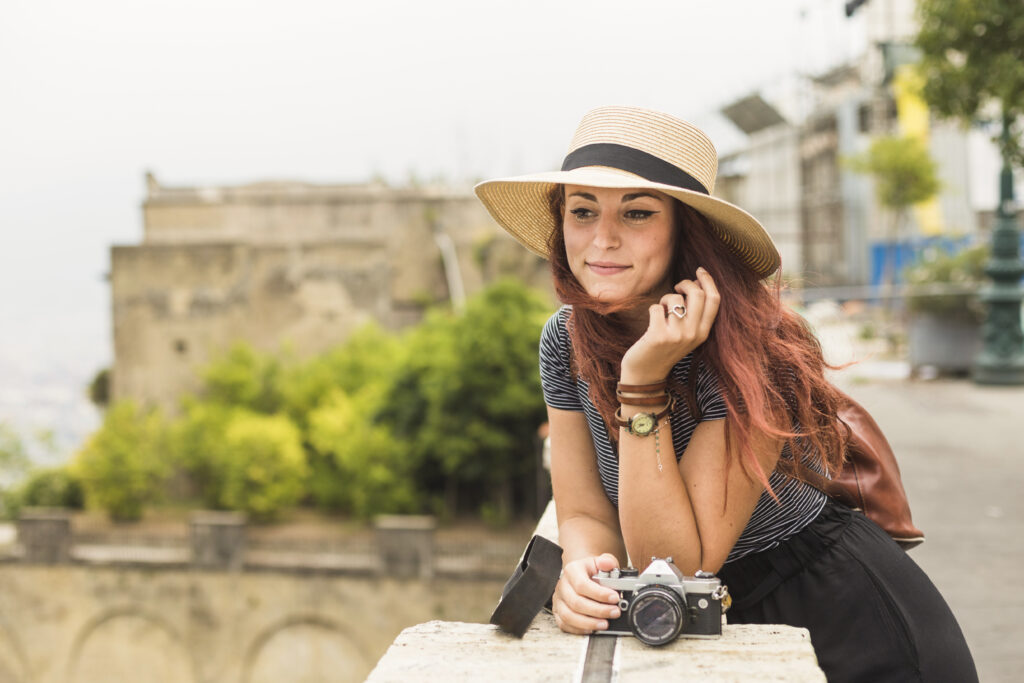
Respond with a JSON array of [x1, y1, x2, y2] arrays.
[[562, 225, 586, 261]]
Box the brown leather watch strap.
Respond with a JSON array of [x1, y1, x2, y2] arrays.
[[617, 380, 668, 394], [616, 391, 670, 406]]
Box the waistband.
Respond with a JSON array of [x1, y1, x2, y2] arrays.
[[718, 501, 856, 611]]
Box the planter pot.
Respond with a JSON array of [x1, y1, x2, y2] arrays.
[[908, 312, 981, 375]]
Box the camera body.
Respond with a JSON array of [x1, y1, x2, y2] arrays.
[[592, 558, 727, 646]]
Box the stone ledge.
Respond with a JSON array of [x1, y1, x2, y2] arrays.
[[367, 614, 825, 682]]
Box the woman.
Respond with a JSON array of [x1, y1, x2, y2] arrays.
[[475, 106, 976, 682]]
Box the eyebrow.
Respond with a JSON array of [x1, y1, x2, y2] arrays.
[[567, 191, 664, 203]]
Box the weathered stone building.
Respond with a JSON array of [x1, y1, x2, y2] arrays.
[[111, 174, 548, 410]]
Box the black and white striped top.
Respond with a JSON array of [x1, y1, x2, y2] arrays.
[[539, 306, 826, 564]]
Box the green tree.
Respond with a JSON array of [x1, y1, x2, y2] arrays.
[[88, 368, 110, 409], [169, 400, 236, 508], [0, 423, 31, 518], [218, 411, 308, 521], [200, 343, 284, 413], [17, 466, 86, 509], [382, 280, 551, 520], [915, 0, 1024, 165], [846, 135, 940, 287], [307, 389, 416, 517], [74, 402, 169, 521]]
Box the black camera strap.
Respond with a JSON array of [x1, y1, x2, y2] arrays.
[[489, 534, 563, 638]]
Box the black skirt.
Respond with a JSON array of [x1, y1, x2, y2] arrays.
[[717, 502, 978, 683]]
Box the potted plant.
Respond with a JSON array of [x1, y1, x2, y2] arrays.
[[904, 243, 988, 375]]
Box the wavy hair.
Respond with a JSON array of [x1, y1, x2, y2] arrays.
[[546, 186, 849, 493]]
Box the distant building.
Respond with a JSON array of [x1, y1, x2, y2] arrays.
[[717, 0, 993, 288], [110, 175, 547, 411]]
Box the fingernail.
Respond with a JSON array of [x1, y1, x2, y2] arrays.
[[610, 608, 621, 618], [697, 267, 706, 274], [597, 620, 608, 630]]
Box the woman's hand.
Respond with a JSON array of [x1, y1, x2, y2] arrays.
[[620, 267, 720, 385], [552, 553, 623, 635]]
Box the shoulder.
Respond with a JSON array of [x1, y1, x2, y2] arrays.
[[540, 305, 572, 359]]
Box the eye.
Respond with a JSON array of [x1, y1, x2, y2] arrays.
[[624, 209, 657, 221], [569, 207, 596, 220]]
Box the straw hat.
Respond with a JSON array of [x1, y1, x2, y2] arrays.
[[474, 106, 780, 279]]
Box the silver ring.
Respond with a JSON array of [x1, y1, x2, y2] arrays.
[[671, 304, 687, 319]]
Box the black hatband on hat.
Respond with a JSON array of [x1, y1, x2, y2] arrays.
[[560, 143, 710, 195]]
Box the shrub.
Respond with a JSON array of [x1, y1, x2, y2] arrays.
[[307, 389, 416, 518], [74, 402, 169, 521], [168, 400, 235, 508], [18, 466, 85, 509], [906, 244, 989, 321], [218, 412, 308, 521]]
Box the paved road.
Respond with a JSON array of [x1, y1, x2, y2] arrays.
[[836, 376, 1024, 683]]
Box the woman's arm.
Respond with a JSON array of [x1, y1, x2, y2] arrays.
[[548, 405, 628, 633], [617, 412, 783, 574], [616, 268, 783, 574], [549, 406, 626, 565]]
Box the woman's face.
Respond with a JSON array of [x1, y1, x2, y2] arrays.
[[562, 184, 677, 303]]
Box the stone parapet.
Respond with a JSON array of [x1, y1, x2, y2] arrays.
[[16, 508, 72, 564], [367, 617, 825, 682], [190, 511, 247, 570], [374, 515, 436, 580]]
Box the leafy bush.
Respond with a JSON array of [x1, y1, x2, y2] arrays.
[[74, 402, 169, 521], [18, 466, 85, 509], [168, 400, 236, 508], [307, 390, 416, 518], [906, 244, 989, 321], [201, 343, 284, 413], [218, 411, 308, 521], [382, 279, 551, 518]]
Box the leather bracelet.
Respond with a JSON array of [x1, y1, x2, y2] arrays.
[[617, 380, 668, 394], [616, 392, 670, 407]]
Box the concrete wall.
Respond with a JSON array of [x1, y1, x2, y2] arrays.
[[0, 564, 503, 683], [112, 176, 550, 410]]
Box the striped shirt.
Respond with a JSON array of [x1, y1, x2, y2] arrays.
[[539, 306, 826, 564]]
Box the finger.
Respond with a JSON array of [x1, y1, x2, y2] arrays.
[[594, 552, 620, 572], [554, 604, 609, 635], [672, 280, 706, 332], [558, 588, 621, 622], [552, 583, 617, 634], [646, 302, 668, 335], [658, 293, 687, 324], [564, 563, 620, 604], [694, 267, 720, 335]]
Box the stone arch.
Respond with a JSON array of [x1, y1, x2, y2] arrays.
[[66, 607, 197, 683], [241, 614, 373, 683], [0, 617, 31, 683]]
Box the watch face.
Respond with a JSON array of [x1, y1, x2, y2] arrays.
[[631, 413, 656, 436]]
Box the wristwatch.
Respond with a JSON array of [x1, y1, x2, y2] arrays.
[[615, 397, 674, 437]]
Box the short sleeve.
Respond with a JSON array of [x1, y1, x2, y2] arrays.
[[695, 360, 728, 421], [539, 307, 584, 412]]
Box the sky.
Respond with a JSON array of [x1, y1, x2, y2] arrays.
[[0, 0, 867, 454]]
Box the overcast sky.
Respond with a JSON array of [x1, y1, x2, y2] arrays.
[[0, 0, 867, 444]]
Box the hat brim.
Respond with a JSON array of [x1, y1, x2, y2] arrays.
[[474, 166, 781, 279]]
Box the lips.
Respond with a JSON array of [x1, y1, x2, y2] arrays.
[[587, 261, 630, 276]]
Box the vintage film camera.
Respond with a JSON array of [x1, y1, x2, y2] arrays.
[[592, 558, 728, 646]]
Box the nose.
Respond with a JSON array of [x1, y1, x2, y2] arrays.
[[592, 214, 620, 250]]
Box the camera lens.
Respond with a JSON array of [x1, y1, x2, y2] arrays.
[[627, 585, 685, 646]]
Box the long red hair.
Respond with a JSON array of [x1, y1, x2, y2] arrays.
[[546, 186, 848, 493]]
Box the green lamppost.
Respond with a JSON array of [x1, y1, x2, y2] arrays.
[[973, 115, 1024, 384], [914, 0, 1024, 385]]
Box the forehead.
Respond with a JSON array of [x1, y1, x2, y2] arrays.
[[563, 184, 671, 203]]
